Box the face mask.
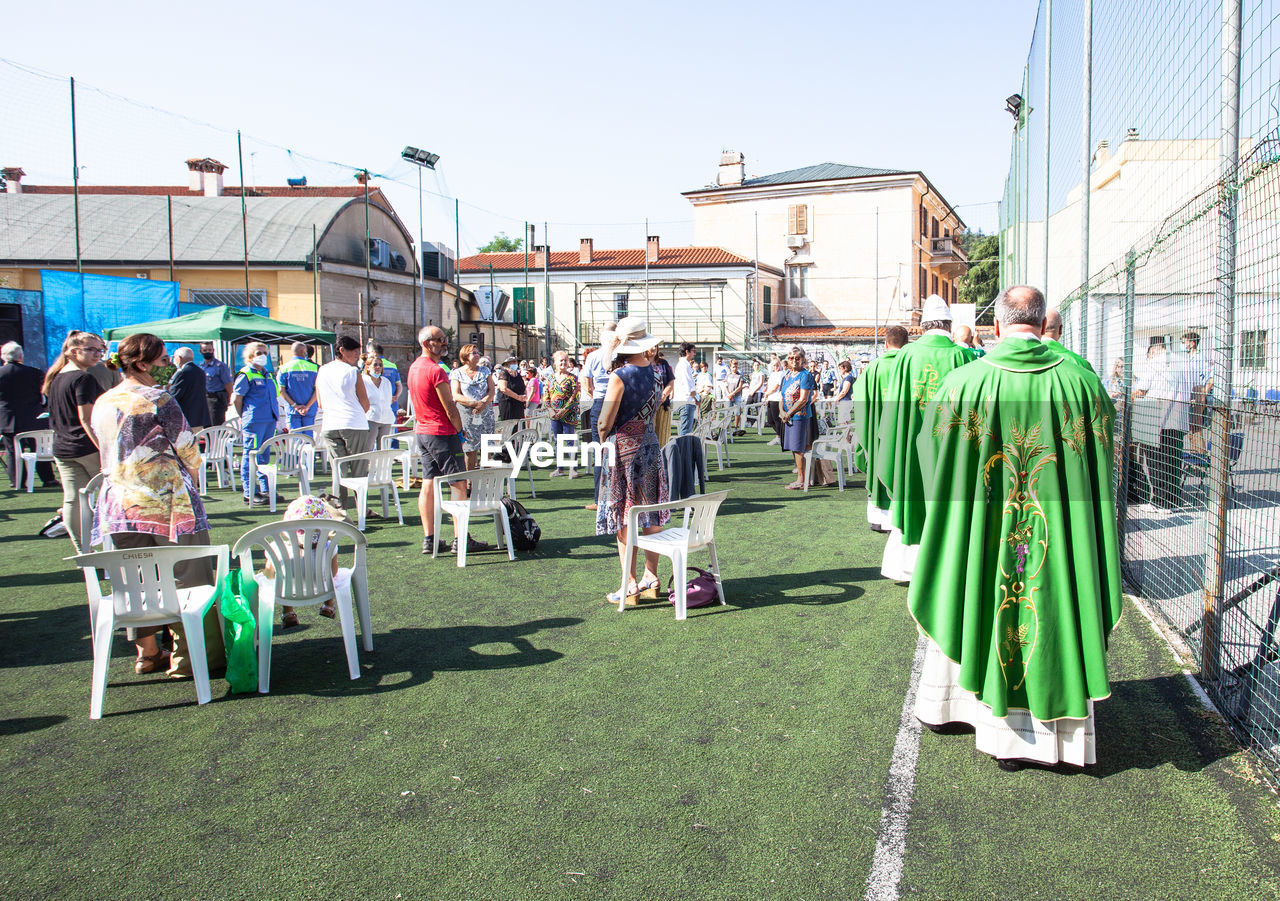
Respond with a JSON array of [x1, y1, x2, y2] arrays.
[[201, 351, 214, 360], [252, 354, 268, 368]]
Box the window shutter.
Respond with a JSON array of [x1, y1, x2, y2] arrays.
[[787, 205, 798, 235], [795, 204, 808, 235]]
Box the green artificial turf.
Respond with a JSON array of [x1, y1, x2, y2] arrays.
[[1, 433, 1277, 900]]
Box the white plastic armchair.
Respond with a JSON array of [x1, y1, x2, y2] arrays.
[[72, 544, 229, 719], [742, 402, 767, 436], [696, 410, 731, 471], [16, 429, 55, 493], [504, 427, 539, 498], [333, 448, 405, 530], [197, 424, 240, 493], [432, 467, 514, 567], [619, 489, 729, 621], [232, 518, 372, 693], [803, 427, 850, 492], [250, 433, 316, 512], [379, 427, 419, 490], [77, 471, 109, 552]]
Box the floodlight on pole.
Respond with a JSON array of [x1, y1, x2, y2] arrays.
[[1005, 94, 1023, 119], [401, 146, 440, 169], [401, 146, 441, 335]]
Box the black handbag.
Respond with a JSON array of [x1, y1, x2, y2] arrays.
[[501, 497, 541, 551]]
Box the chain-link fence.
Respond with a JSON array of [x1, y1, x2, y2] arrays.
[[1001, 0, 1280, 782]]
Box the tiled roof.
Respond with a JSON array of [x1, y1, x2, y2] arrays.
[[21, 184, 380, 199], [459, 246, 782, 275], [768, 325, 996, 341]]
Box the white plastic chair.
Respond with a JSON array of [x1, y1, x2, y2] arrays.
[[77, 472, 110, 552], [379, 428, 420, 490], [249, 433, 315, 512], [803, 428, 849, 492], [619, 489, 730, 621], [232, 518, 372, 693], [742, 402, 766, 436], [432, 467, 514, 567], [72, 544, 228, 719], [197, 425, 240, 492], [333, 448, 405, 531], [16, 429, 55, 493], [504, 427, 539, 498], [696, 411, 731, 471]]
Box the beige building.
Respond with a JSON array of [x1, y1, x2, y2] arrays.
[[0, 159, 464, 362], [457, 237, 783, 358], [682, 152, 968, 337]]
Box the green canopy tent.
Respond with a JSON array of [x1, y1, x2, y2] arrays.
[[104, 305, 335, 345]]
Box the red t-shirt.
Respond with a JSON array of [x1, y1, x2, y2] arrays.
[[408, 356, 456, 435]]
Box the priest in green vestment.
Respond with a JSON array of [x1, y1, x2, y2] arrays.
[[852, 325, 908, 532], [907, 286, 1123, 768], [1041, 309, 1098, 375], [876, 295, 973, 581]]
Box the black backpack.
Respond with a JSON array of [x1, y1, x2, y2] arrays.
[[501, 497, 541, 551]]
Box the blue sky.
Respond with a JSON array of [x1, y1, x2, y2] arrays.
[[3, 0, 1039, 253]]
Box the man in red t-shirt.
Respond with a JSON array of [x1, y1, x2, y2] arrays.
[[409, 326, 490, 555]]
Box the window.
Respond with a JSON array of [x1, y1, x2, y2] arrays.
[[512, 286, 537, 324], [613, 292, 629, 319], [787, 204, 809, 236], [919, 205, 927, 237], [762, 285, 772, 324], [188, 288, 266, 308], [919, 268, 927, 303], [931, 274, 939, 297], [931, 217, 939, 239], [1241, 330, 1268, 369], [787, 266, 807, 299]]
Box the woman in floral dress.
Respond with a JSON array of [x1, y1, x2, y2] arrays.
[[546, 350, 580, 478], [92, 333, 222, 677], [595, 317, 670, 604], [449, 343, 495, 470]]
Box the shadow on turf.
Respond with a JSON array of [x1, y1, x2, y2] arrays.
[[0, 606, 93, 668], [253, 616, 584, 697], [716, 568, 875, 610], [0, 715, 67, 735]]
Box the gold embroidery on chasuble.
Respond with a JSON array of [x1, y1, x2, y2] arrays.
[[912, 364, 941, 409]]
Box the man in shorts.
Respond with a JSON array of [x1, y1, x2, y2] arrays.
[[409, 325, 491, 556]]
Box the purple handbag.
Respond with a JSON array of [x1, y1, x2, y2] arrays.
[[668, 567, 720, 609]]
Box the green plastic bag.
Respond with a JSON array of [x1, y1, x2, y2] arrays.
[[218, 569, 259, 694]]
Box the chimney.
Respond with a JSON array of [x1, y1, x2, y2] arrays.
[[355, 169, 371, 186], [717, 150, 745, 187], [2, 167, 24, 194], [1093, 139, 1110, 165], [579, 238, 594, 265], [1125, 127, 1140, 142], [533, 244, 547, 269], [646, 235, 660, 264], [526, 223, 536, 249], [185, 158, 226, 196]]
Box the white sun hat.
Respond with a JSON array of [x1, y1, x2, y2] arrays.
[[611, 316, 662, 359], [921, 293, 953, 323]]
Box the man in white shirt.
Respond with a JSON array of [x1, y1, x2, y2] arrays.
[[1132, 339, 1193, 513], [673, 342, 698, 436], [713, 355, 729, 401], [317, 335, 371, 506]]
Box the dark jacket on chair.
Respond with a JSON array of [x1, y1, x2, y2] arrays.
[[662, 434, 707, 502]]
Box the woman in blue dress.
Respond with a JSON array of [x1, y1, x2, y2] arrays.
[[449, 343, 495, 470], [779, 346, 816, 489], [595, 317, 670, 604]]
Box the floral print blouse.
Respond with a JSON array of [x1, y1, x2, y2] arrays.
[[547, 372, 580, 427], [91, 383, 209, 544]]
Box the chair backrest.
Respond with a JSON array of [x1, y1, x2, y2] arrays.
[[379, 429, 416, 451], [682, 489, 730, 548], [509, 427, 540, 451], [337, 448, 403, 485], [198, 425, 238, 459], [443, 467, 508, 510], [79, 472, 106, 548], [16, 429, 54, 455], [74, 545, 229, 623], [260, 433, 315, 473], [497, 419, 521, 441], [232, 518, 366, 606]]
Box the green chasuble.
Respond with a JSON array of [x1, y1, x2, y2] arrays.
[[1042, 337, 1097, 375], [877, 333, 973, 544], [852, 348, 902, 511], [907, 337, 1123, 720]]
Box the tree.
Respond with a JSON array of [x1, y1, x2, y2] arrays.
[[478, 232, 523, 253], [959, 231, 999, 324]]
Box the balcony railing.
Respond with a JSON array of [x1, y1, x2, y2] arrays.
[[929, 237, 967, 261]]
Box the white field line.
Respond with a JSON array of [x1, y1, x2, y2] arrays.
[[863, 635, 927, 901]]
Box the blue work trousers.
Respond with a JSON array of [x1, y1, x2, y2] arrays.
[[241, 422, 275, 498]]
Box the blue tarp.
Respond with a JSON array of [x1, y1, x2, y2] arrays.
[[41, 271, 179, 360]]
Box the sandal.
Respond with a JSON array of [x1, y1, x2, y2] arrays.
[[637, 577, 661, 600], [134, 649, 170, 675], [784, 481, 804, 490], [281, 611, 300, 629], [606, 584, 642, 607], [319, 601, 336, 619]]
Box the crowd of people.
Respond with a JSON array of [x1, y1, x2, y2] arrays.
[[5, 288, 1164, 771]]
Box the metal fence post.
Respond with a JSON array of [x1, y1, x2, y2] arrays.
[[1202, 0, 1243, 684], [1118, 251, 1136, 551], [1080, 0, 1093, 362]]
